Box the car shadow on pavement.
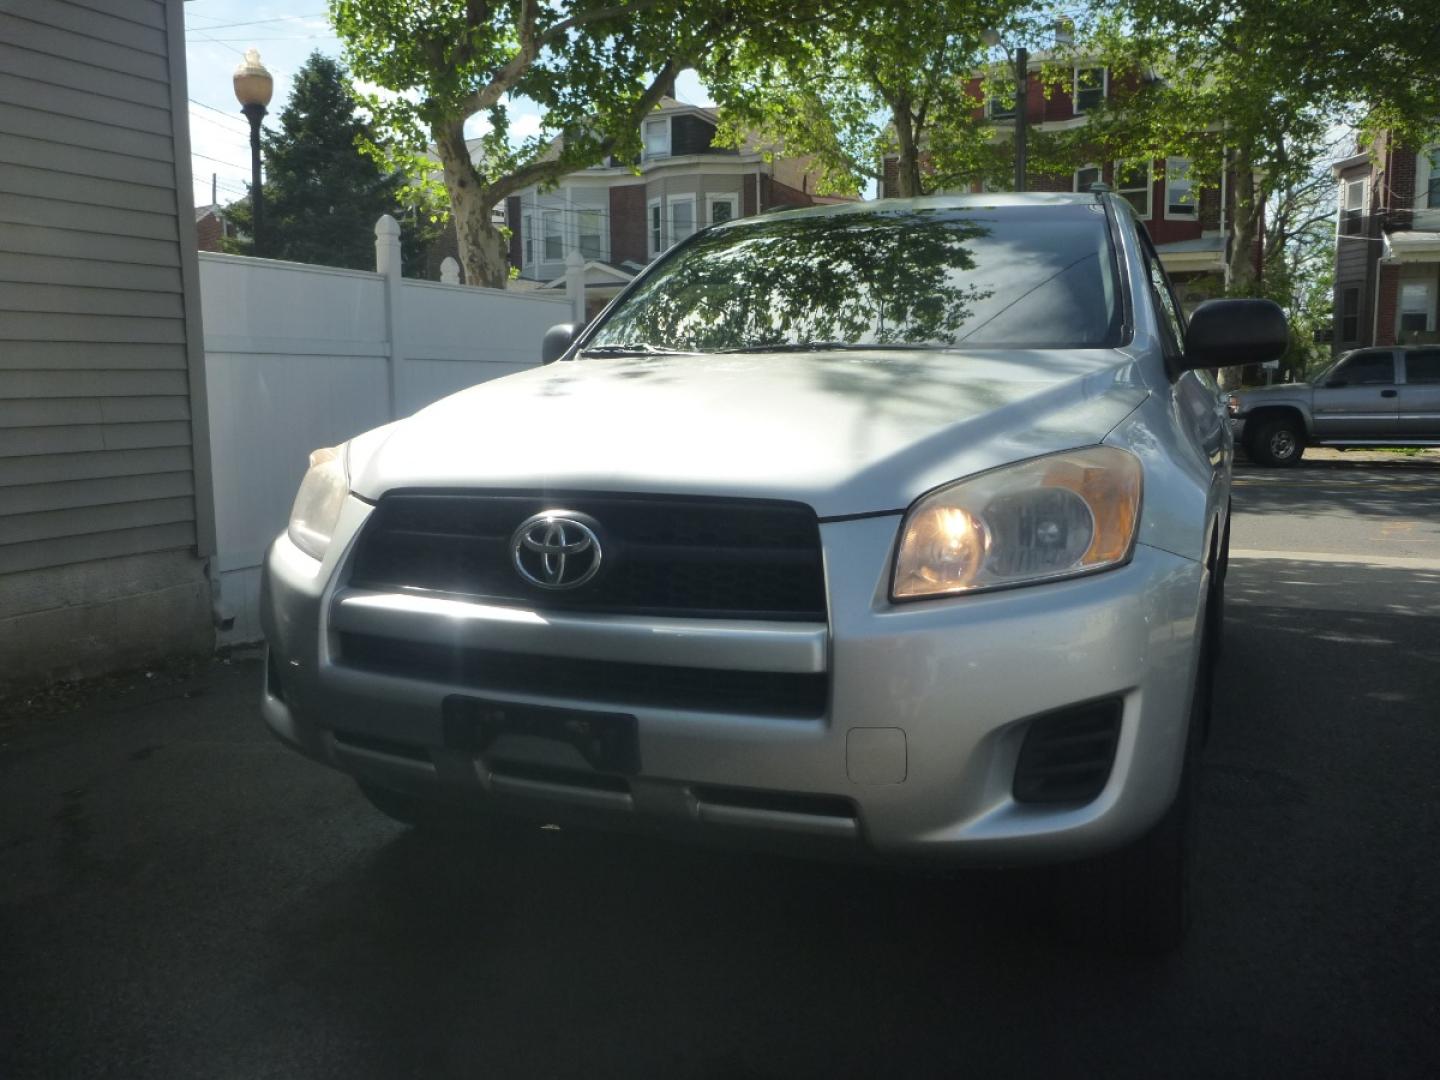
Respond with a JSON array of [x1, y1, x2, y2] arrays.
[[261, 821, 1089, 1078], [1232, 458, 1440, 521]]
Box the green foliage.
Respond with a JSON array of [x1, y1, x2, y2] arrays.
[[223, 52, 441, 274], [707, 2, 1024, 197], [328, 0, 848, 285]]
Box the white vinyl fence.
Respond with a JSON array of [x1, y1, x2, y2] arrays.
[[200, 217, 572, 643]]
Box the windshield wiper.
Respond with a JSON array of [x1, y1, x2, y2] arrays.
[[716, 341, 867, 353], [581, 343, 693, 357]]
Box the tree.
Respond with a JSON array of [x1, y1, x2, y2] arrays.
[[224, 53, 438, 273], [330, 0, 844, 288], [707, 2, 1025, 198]]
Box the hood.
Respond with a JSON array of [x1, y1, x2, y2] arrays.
[[350, 350, 1149, 518]]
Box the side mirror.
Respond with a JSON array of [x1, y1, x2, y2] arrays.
[[1177, 299, 1288, 372], [1325, 378, 1347, 388], [541, 323, 578, 365]]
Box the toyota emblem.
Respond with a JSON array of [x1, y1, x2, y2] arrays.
[[510, 513, 603, 590]]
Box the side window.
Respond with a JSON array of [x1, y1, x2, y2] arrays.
[[1139, 232, 1185, 356], [1333, 350, 1396, 386], [1404, 349, 1440, 384]]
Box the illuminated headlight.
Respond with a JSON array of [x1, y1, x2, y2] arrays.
[[891, 446, 1142, 600], [286, 445, 349, 561]]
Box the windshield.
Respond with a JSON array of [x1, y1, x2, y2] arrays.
[[585, 203, 1123, 354]]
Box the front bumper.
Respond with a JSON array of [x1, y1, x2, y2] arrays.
[[263, 498, 1206, 866]]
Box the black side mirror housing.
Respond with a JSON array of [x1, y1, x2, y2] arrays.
[[1177, 299, 1289, 373], [541, 323, 578, 365], [1325, 378, 1347, 388]]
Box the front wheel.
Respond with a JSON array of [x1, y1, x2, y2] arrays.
[[1247, 415, 1305, 467], [1056, 634, 1210, 954]]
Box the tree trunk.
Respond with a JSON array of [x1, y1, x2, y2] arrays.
[[433, 119, 509, 288], [892, 100, 923, 197], [1219, 147, 1266, 388], [1226, 153, 1262, 296]]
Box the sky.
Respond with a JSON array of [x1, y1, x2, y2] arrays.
[[182, 1, 716, 210]]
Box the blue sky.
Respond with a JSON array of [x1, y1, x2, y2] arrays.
[[182, 2, 715, 209]]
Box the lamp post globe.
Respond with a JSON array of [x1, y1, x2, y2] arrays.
[[232, 48, 273, 255]]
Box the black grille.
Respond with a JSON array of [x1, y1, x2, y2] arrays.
[[1012, 698, 1122, 805], [348, 492, 826, 621], [336, 633, 828, 719]]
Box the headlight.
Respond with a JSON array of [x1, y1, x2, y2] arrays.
[[891, 446, 1142, 601], [1226, 394, 1242, 417], [287, 445, 349, 560]]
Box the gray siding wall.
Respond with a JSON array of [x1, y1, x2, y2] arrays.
[[0, 0, 214, 688], [0, 0, 212, 577]]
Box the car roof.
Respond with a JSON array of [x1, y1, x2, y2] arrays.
[[711, 192, 1113, 230]]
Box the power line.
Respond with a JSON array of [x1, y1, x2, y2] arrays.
[[186, 32, 246, 57], [185, 11, 328, 31], [195, 33, 338, 42], [187, 108, 252, 142], [189, 97, 250, 130], [192, 149, 251, 171]]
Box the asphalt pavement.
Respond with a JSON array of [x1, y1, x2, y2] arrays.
[[2, 453, 1438, 1079]]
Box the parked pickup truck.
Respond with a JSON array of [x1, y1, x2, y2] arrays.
[[262, 194, 1287, 952], [1229, 346, 1440, 465]]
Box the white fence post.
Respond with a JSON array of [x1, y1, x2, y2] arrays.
[[375, 214, 402, 418], [440, 256, 460, 285], [565, 249, 586, 326]]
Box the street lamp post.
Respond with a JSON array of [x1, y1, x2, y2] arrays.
[[982, 31, 1028, 192], [232, 48, 273, 255]]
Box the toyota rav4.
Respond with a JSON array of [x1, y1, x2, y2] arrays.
[[262, 194, 1287, 951]]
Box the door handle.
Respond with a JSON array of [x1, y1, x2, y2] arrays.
[[1380, 389, 1398, 398]]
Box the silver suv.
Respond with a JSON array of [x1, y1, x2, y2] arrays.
[[262, 195, 1286, 951], [1229, 346, 1440, 466]]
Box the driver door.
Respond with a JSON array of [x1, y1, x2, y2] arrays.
[[1310, 349, 1399, 439]]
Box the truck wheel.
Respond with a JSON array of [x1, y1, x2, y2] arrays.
[[1057, 636, 1210, 954], [1247, 416, 1305, 467]]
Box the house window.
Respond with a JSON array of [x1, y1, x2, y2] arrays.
[[1165, 157, 1196, 217], [1343, 177, 1368, 211], [643, 118, 670, 159], [1341, 176, 1368, 235], [1074, 164, 1102, 193], [669, 195, 696, 247], [1116, 160, 1151, 217], [1399, 281, 1432, 336], [707, 194, 738, 226], [523, 213, 534, 265], [1074, 67, 1106, 113], [1426, 149, 1440, 209], [1340, 287, 1360, 343], [648, 198, 663, 256], [988, 95, 1017, 119], [576, 208, 603, 260], [542, 209, 563, 261]]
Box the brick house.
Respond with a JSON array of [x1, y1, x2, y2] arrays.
[[880, 57, 1258, 311], [1331, 135, 1440, 353], [194, 203, 232, 252], [505, 97, 842, 316]]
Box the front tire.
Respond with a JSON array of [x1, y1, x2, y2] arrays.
[[1247, 415, 1305, 467], [1057, 631, 1211, 954]]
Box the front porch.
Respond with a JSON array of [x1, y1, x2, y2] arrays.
[[1379, 231, 1440, 346]]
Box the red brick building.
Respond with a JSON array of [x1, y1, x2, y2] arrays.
[[1332, 135, 1440, 353], [880, 58, 1259, 311], [506, 98, 844, 310]]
